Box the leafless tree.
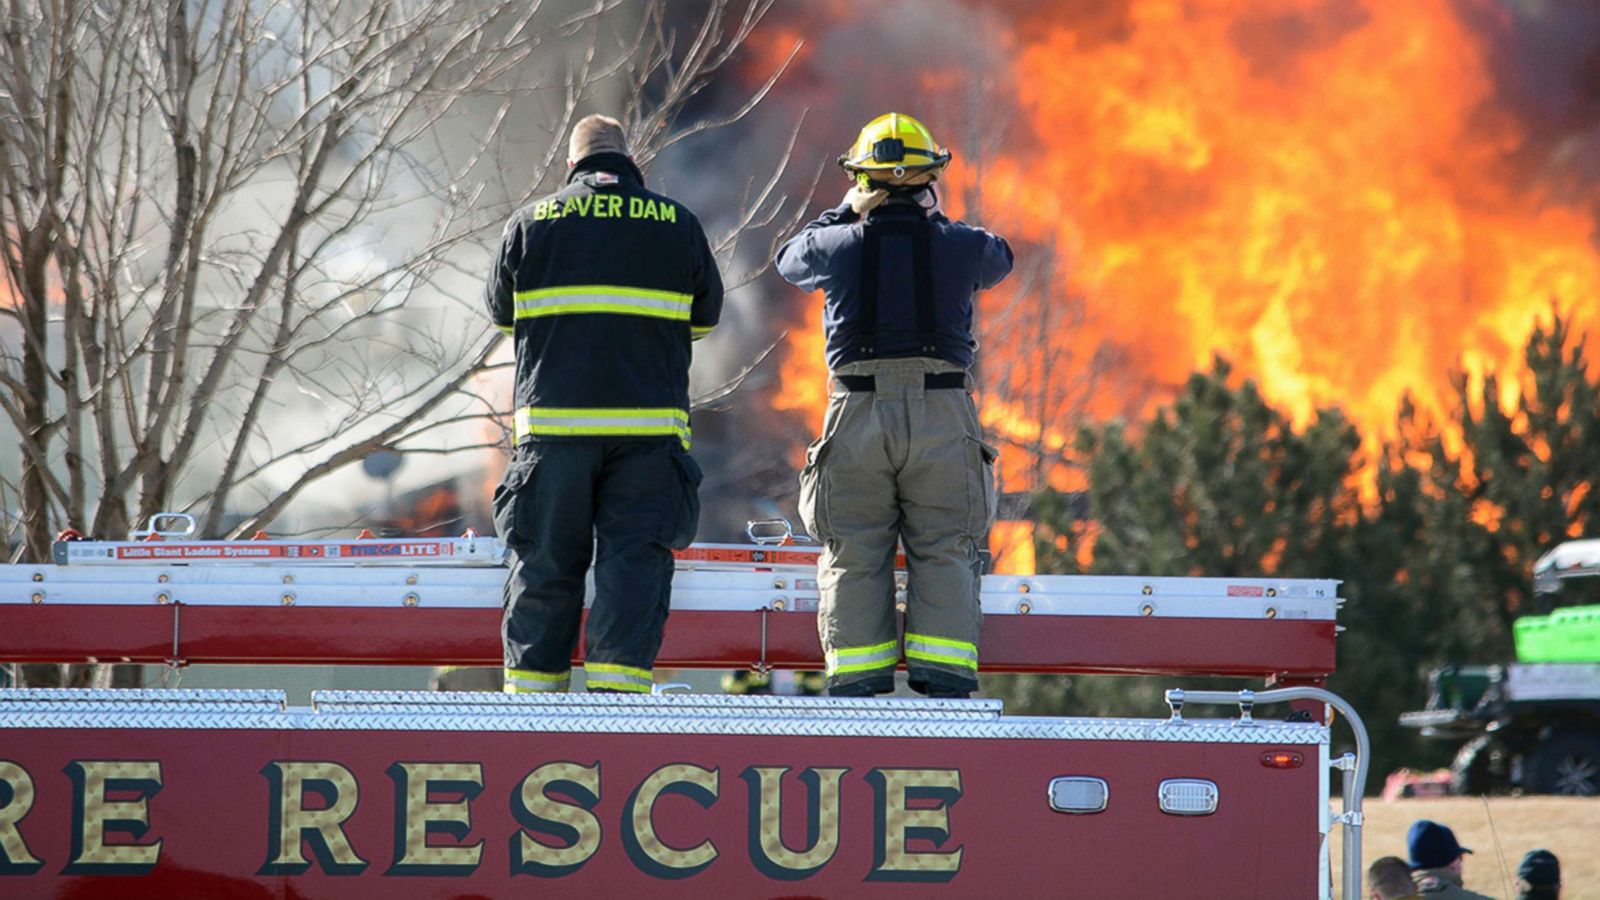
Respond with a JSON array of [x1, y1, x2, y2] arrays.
[[0, 0, 802, 574]]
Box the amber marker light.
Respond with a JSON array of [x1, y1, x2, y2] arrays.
[[1260, 750, 1305, 769]]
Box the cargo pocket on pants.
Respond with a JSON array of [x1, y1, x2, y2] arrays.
[[798, 435, 833, 541], [664, 448, 703, 550], [964, 436, 999, 537], [493, 450, 540, 544]]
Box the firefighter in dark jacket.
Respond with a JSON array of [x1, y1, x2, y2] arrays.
[[485, 114, 723, 694], [775, 113, 1014, 698]]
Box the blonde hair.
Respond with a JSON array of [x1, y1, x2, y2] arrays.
[[568, 114, 629, 163]]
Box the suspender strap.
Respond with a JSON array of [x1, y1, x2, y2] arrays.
[[912, 223, 936, 354], [858, 225, 884, 357], [857, 218, 937, 360]]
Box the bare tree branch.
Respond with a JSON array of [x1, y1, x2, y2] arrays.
[[1, 0, 796, 565], [692, 337, 781, 410]]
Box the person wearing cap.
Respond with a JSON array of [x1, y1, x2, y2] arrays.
[[1369, 856, 1423, 900], [775, 113, 1013, 698], [1407, 819, 1495, 899], [1516, 849, 1560, 899], [485, 114, 723, 694]]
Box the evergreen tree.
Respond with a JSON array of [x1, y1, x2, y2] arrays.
[[1003, 326, 1600, 784], [994, 359, 1368, 742], [1457, 314, 1600, 616]]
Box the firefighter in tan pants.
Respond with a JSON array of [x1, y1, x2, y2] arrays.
[[775, 113, 1014, 698]]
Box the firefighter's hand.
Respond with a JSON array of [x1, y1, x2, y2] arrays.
[[845, 185, 888, 215]]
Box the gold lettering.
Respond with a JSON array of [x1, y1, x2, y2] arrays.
[[623, 764, 719, 877], [0, 761, 42, 872], [259, 761, 368, 875], [66, 760, 162, 873], [513, 761, 602, 875], [868, 768, 962, 882], [388, 762, 483, 874], [743, 766, 845, 877]]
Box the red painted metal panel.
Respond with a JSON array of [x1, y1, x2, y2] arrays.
[[0, 605, 1336, 677], [0, 606, 178, 666], [0, 727, 1322, 898]]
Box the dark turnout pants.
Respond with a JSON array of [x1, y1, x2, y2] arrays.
[[494, 439, 701, 693]]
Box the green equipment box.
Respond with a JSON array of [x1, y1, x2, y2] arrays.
[[1515, 604, 1600, 663]]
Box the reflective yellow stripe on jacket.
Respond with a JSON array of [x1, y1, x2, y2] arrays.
[[514, 285, 692, 323], [515, 406, 690, 449]]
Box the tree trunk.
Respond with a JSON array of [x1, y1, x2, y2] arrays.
[[19, 226, 53, 562]]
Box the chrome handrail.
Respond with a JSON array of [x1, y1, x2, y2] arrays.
[[1166, 686, 1368, 900]]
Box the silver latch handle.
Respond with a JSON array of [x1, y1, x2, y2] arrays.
[[746, 518, 794, 545], [130, 512, 198, 539]]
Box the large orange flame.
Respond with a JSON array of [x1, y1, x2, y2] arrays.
[[988, 0, 1599, 439], [772, 0, 1600, 573]]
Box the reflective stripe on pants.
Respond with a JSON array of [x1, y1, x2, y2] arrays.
[[824, 639, 900, 679], [504, 667, 572, 693], [903, 633, 978, 671], [584, 661, 654, 693]]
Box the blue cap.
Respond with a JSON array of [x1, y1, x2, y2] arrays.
[[1407, 820, 1473, 869], [1518, 849, 1560, 886]]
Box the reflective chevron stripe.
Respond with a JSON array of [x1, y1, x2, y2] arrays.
[[496, 323, 515, 335], [825, 639, 900, 677], [503, 667, 571, 693], [903, 633, 978, 671], [585, 661, 654, 693], [514, 285, 692, 322], [691, 324, 714, 341]]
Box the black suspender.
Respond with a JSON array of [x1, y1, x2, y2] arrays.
[[856, 217, 937, 359], [858, 224, 884, 358], [912, 224, 935, 354]]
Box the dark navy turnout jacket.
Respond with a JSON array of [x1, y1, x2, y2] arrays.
[[775, 197, 1013, 370], [485, 153, 722, 447]]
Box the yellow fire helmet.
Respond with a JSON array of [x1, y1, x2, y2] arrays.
[[838, 112, 952, 188]]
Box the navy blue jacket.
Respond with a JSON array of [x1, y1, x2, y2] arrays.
[[775, 198, 1013, 369], [485, 154, 722, 447]]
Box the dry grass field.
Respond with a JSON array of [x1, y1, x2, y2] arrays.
[[1330, 797, 1600, 898]]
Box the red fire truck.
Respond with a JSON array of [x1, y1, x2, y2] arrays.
[[1, 515, 1369, 898]]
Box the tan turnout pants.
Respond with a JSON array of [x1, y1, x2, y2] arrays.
[[798, 357, 998, 695]]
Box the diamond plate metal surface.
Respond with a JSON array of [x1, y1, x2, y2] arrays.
[[314, 689, 1004, 719], [0, 688, 286, 709], [0, 688, 1326, 745]]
